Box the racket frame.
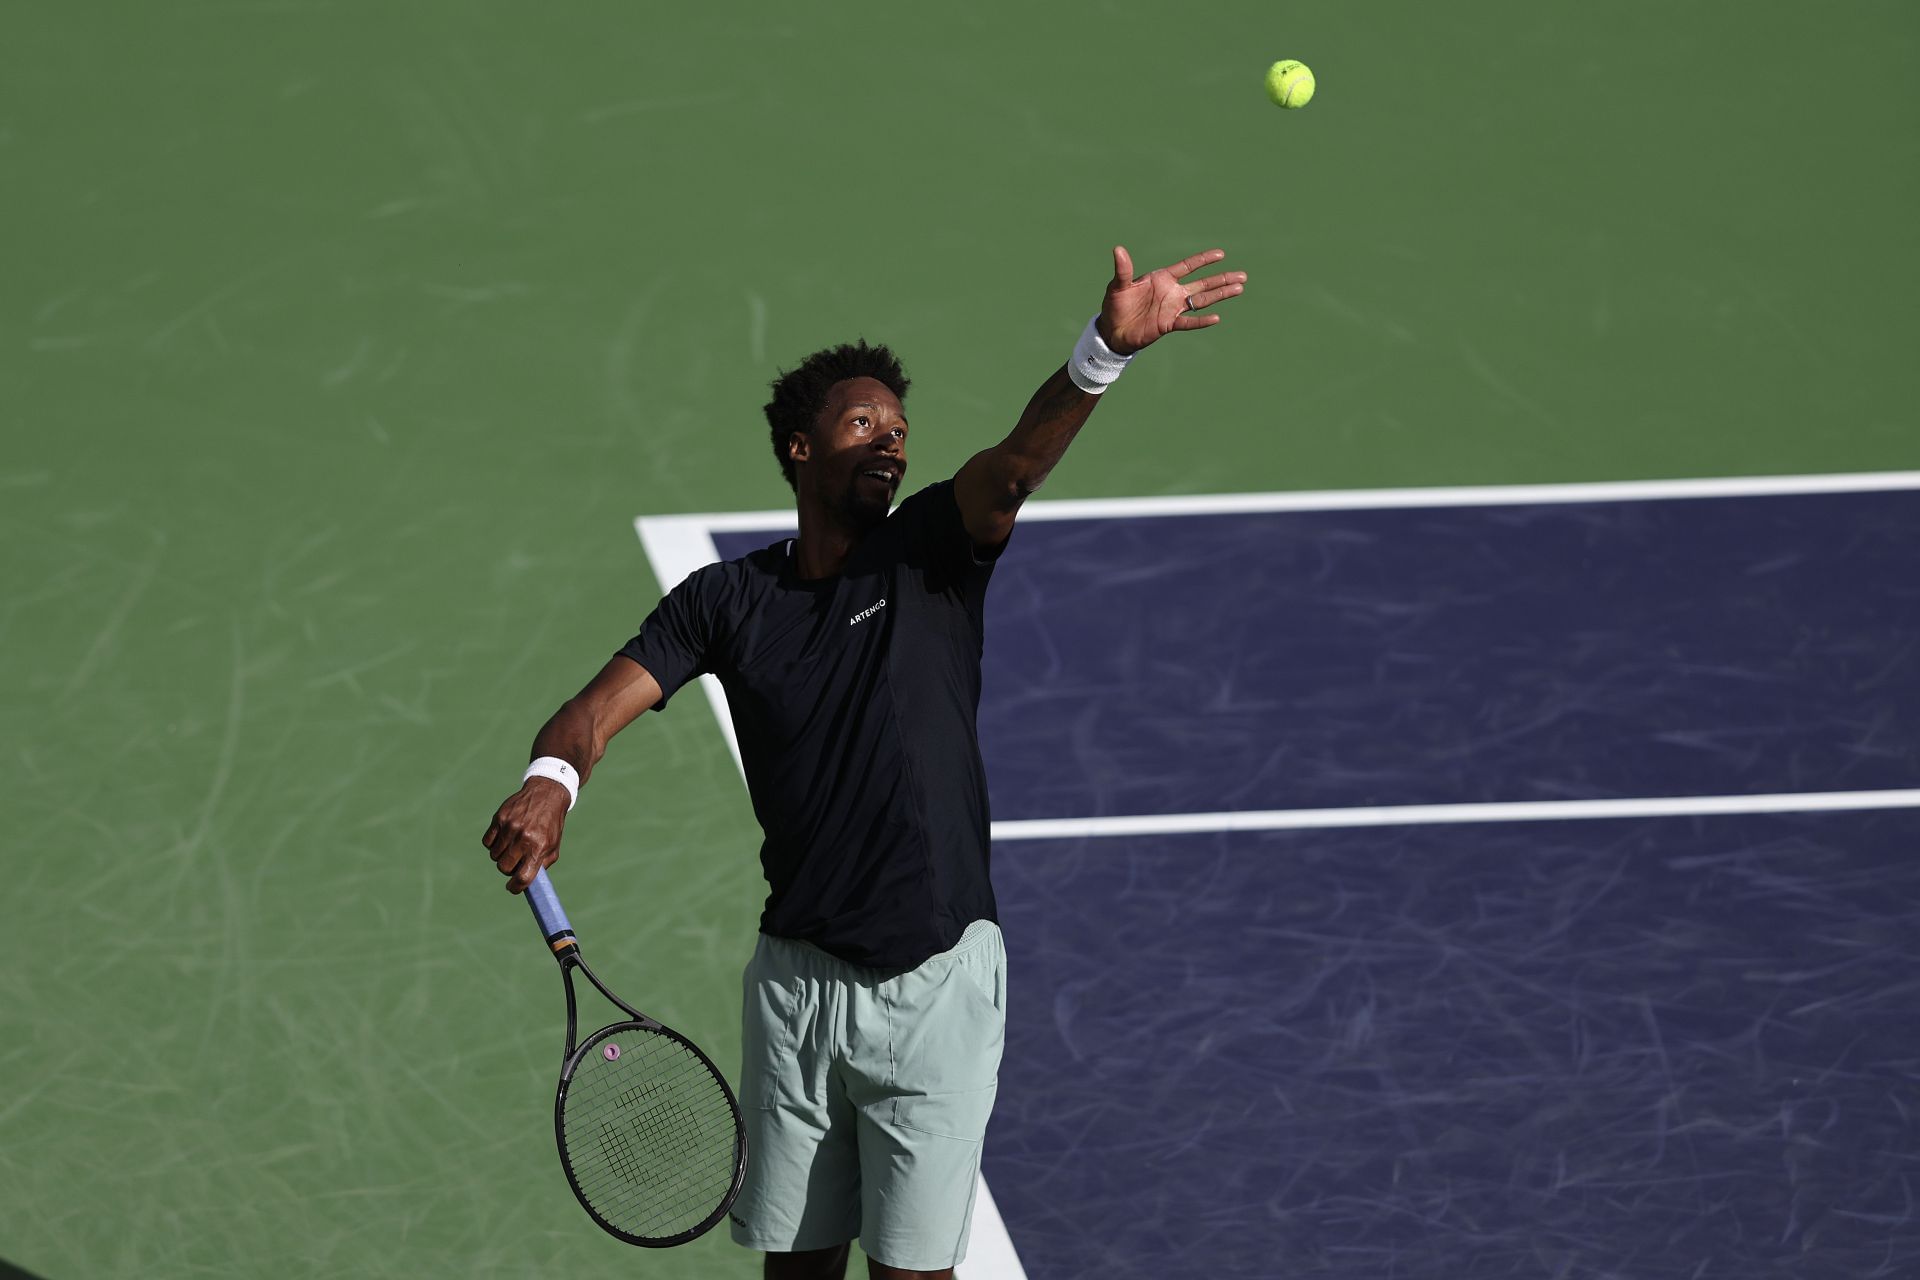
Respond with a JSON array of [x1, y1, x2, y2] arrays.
[[526, 868, 748, 1248]]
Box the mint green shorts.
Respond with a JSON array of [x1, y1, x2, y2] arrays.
[[728, 920, 1006, 1270]]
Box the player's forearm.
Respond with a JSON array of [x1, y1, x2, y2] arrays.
[[529, 698, 614, 784], [982, 363, 1101, 502], [524, 656, 663, 787]]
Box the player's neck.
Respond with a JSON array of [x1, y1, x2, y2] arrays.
[[791, 501, 862, 580]]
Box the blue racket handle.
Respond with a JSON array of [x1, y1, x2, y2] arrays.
[[526, 867, 576, 946]]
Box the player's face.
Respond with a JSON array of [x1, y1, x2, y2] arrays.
[[802, 377, 908, 525]]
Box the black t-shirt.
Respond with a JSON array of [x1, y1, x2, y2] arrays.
[[618, 480, 1002, 970]]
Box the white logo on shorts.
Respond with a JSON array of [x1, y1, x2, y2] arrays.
[[849, 598, 887, 626]]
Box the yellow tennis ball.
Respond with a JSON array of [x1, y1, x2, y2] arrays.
[[1265, 59, 1315, 109]]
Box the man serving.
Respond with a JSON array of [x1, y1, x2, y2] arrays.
[[483, 245, 1248, 1279]]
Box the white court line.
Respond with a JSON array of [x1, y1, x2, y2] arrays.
[[649, 469, 1920, 535], [988, 789, 1920, 842], [635, 516, 744, 775], [634, 513, 1029, 1280], [635, 470, 1920, 1280], [963, 1176, 1025, 1279]]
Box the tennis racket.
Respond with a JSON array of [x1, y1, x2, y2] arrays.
[[523, 867, 748, 1246]]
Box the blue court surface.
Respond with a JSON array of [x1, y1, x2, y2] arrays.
[[985, 811, 1918, 1278], [692, 480, 1920, 1278]]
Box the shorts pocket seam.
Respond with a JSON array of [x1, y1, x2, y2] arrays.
[[885, 1082, 999, 1142], [947, 949, 1004, 1019]]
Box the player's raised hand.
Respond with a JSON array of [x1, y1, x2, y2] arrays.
[[1098, 246, 1247, 356]]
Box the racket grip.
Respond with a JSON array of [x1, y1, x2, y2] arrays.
[[525, 868, 576, 947]]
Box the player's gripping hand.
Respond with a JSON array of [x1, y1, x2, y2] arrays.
[[1098, 245, 1247, 356], [483, 780, 571, 893]]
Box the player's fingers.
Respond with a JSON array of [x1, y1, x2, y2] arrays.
[[510, 847, 554, 894], [1184, 281, 1246, 311], [1161, 248, 1226, 280], [1185, 270, 1247, 296], [491, 815, 533, 869], [1171, 312, 1224, 331], [483, 815, 502, 851], [1111, 244, 1134, 288], [491, 840, 522, 882]]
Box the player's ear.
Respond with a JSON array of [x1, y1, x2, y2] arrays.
[[788, 430, 811, 467]]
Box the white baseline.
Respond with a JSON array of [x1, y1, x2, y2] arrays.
[[988, 789, 1920, 842], [648, 468, 1920, 536]]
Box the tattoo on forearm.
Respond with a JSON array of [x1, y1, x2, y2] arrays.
[[1026, 367, 1091, 428], [1000, 365, 1100, 497]]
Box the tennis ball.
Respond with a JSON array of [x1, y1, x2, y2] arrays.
[[1265, 59, 1315, 109]]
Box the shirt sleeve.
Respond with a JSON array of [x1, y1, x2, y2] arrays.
[[616, 563, 724, 710], [896, 479, 1009, 579]]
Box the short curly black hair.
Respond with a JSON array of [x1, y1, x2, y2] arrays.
[[763, 340, 910, 491]]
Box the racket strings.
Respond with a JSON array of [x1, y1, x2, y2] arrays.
[[570, 1076, 737, 1231], [560, 1028, 741, 1240]]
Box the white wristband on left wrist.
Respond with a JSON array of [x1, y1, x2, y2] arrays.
[[1067, 315, 1134, 394], [523, 756, 579, 810]]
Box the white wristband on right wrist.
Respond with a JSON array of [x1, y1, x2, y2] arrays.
[[523, 756, 579, 811], [1067, 315, 1133, 394]]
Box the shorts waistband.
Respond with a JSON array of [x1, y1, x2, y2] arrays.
[[947, 917, 1002, 956], [760, 918, 1001, 977]]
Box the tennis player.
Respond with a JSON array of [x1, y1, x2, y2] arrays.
[[484, 245, 1247, 1279]]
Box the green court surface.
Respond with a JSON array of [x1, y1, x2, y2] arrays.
[[3, 3, 1915, 1276]]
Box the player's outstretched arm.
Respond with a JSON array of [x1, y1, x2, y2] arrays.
[[482, 655, 663, 894], [954, 245, 1247, 549]]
